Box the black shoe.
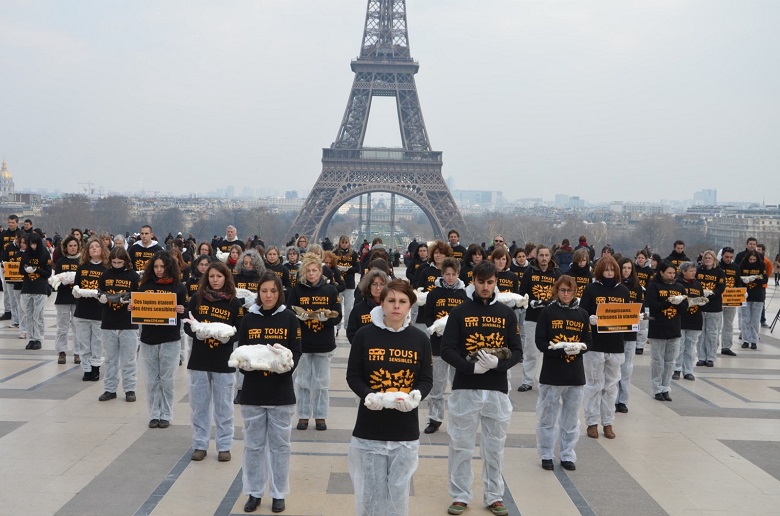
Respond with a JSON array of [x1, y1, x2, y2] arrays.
[[25, 340, 35, 350], [672, 370, 681, 380], [90, 366, 100, 381], [560, 461, 576, 471], [98, 391, 117, 401], [125, 391, 136, 402], [271, 498, 285, 513], [315, 419, 327, 431], [705, 360, 714, 367], [517, 384, 533, 392], [234, 390, 242, 404], [684, 374, 695, 381], [149, 419, 160, 428], [695, 360, 705, 367], [424, 420, 442, 434], [336, 328, 340, 337], [742, 342, 750, 349], [662, 392, 672, 401], [635, 348, 644, 355], [615, 403, 628, 413], [158, 419, 170, 428], [654, 393, 665, 401], [751, 343, 757, 350], [542, 459, 554, 470], [32, 340, 42, 350], [82, 371, 92, 381], [721, 349, 737, 356], [244, 495, 260, 513], [0, 312, 11, 320], [296, 419, 308, 430], [761, 322, 770, 328]]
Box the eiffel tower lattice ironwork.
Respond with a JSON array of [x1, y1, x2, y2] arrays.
[[289, 0, 466, 242]]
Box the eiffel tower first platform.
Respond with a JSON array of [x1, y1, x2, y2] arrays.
[[289, 0, 466, 242]]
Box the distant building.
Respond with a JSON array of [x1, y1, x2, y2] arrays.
[[453, 189, 505, 208], [693, 188, 717, 206], [1, 159, 14, 198]]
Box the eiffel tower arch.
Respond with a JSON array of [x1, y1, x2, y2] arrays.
[[290, 0, 466, 242]]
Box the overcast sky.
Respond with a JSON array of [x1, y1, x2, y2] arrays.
[[1, 0, 777, 204]]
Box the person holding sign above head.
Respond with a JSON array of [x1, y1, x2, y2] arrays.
[[74, 236, 109, 381], [97, 247, 140, 402], [185, 261, 245, 463], [236, 271, 301, 514], [646, 260, 688, 401], [136, 251, 187, 429], [578, 256, 630, 439], [346, 279, 433, 516], [535, 275, 591, 471]]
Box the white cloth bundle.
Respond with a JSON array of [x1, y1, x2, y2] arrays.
[[216, 250, 229, 263], [235, 288, 257, 308], [496, 292, 529, 309], [228, 344, 294, 373], [668, 295, 686, 305], [548, 341, 588, 355], [183, 314, 236, 343], [741, 275, 758, 284], [364, 390, 422, 411], [703, 289, 714, 297], [415, 287, 428, 306], [337, 265, 350, 273], [687, 296, 709, 307], [48, 271, 76, 291], [427, 315, 448, 336], [72, 286, 99, 299]]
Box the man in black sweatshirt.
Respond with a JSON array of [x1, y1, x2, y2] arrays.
[[719, 248, 742, 355], [665, 240, 690, 271], [0, 215, 20, 320], [440, 261, 522, 516]]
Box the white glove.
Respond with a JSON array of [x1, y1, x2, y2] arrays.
[[703, 289, 713, 297], [529, 299, 545, 309], [337, 265, 349, 272], [589, 314, 598, 325], [98, 294, 108, 304], [564, 344, 582, 355], [396, 396, 416, 412], [316, 311, 328, 322], [364, 393, 383, 411], [668, 295, 686, 305], [24, 266, 36, 274], [741, 275, 756, 284], [477, 349, 499, 369], [688, 296, 709, 306], [296, 311, 310, 321], [473, 362, 489, 374], [639, 311, 646, 320]]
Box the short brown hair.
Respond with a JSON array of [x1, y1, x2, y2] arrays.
[[427, 240, 453, 262], [440, 257, 461, 274], [593, 255, 619, 281], [551, 275, 578, 301], [380, 278, 417, 305]]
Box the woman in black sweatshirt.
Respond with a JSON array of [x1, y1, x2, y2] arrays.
[[287, 252, 342, 431], [579, 255, 630, 440], [646, 260, 688, 401], [347, 279, 432, 516], [20, 233, 52, 350], [97, 246, 140, 402], [535, 275, 591, 471], [185, 261, 244, 462], [346, 269, 389, 344], [54, 235, 81, 364], [237, 271, 301, 514], [738, 250, 767, 349], [616, 257, 644, 413], [674, 262, 704, 377], [137, 251, 187, 429], [74, 237, 109, 381]]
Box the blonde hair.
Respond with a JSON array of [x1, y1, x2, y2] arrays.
[[298, 252, 323, 282]]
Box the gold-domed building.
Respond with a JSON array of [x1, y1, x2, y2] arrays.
[[0, 160, 14, 198]]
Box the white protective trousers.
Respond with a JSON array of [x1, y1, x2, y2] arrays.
[[697, 312, 722, 362], [582, 351, 625, 427], [340, 289, 355, 330], [650, 337, 681, 395], [189, 370, 236, 452], [74, 317, 103, 371], [721, 307, 737, 351], [740, 302, 762, 344], [349, 437, 419, 516], [20, 293, 47, 341], [55, 304, 77, 353], [675, 329, 701, 374], [427, 355, 455, 423], [536, 384, 584, 462], [140, 341, 180, 421], [102, 329, 138, 393], [617, 340, 636, 405], [447, 389, 512, 506], [8, 286, 21, 326], [521, 321, 540, 387], [294, 351, 333, 419], [241, 404, 295, 499]]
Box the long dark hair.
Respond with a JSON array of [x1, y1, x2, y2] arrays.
[[196, 261, 236, 301], [141, 251, 180, 285], [108, 246, 133, 271], [617, 257, 639, 290], [256, 271, 284, 311]]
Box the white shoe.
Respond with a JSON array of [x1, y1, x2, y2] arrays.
[[19, 332, 27, 339]]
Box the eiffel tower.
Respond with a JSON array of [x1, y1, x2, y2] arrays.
[[289, 0, 466, 242]]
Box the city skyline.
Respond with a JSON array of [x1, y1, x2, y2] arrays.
[[1, 1, 778, 203]]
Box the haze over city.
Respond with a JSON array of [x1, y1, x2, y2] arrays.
[[1, 0, 777, 204]]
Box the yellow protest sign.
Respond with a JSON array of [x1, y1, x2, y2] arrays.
[[596, 303, 643, 333], [131, 292, 177, 325], [3, 261, 22, 282], [722, 287, 747, 307]]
